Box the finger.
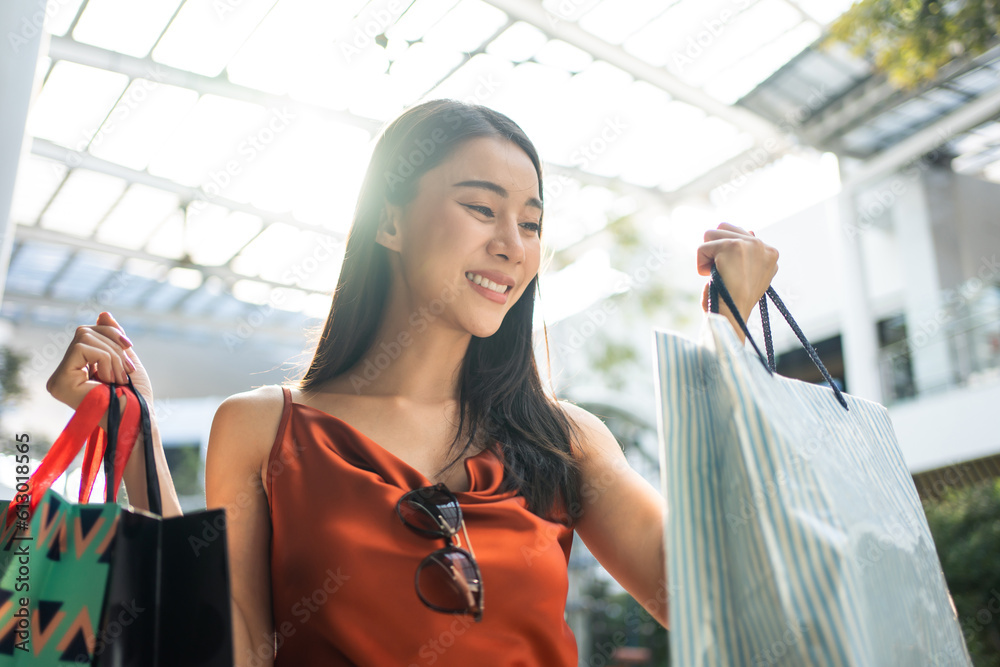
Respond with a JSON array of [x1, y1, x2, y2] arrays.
[[695, 239, 736, 275], [75, 333, 131, 384], [704, 228, 753, 242], [717, 222, 750, 235], [55, 342, 121, 392], [701, 282, 710, 312], [86, 324, 133, 350]]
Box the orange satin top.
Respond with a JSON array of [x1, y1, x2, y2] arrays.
[[265, 386, 579, 666]]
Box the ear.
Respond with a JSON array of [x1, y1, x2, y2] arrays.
[[374, 202, 404, 252]]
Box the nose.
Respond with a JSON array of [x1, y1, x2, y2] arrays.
[[487, 216, 525, 263]]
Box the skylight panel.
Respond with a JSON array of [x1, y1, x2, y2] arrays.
[[389, 42, 465, 100], [485, 22, 547, 63], [73, 0, 183, 57], [703, 20, 821, 103], [167, 266, 203, 290], [88, 80, 199, 170], [144, 209, 186, 259], [50, 250, 124, 301], [224, 0, 349, 96], [9, 156, 67, 225], [655, 116, 750, 191], [523, 60, 635, 166], [185, 208, 264, 266], [423, 0, 508, 54], [5, 242, 71, 294], [386, 0, 456, 42], [287, 231, 344, 292], [146, 94, 269, 187], [286, 116, 371, 232], [266, 286, 308, 312], [615, 91, 695, 188], [488, 61, 572, 137], [26, 61, 129, 149], [578, 0, 678, 45], [143, 281, 191, 312], [42, 0, 87, 36], [95, 185, 180, 250], [669, 0, 802, 86], [40, 169, 127, 237], [230, 222, 302, 282], [232, 278, 272, 305], [950, 67, 999, 96], [534, 40, 593, 73], [420, 52, 514, 105], [152, 0, 279, 77]]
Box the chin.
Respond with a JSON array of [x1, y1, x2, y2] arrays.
[[463, 316, 505, 339]]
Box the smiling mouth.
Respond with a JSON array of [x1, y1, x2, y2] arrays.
[[465, 272, 511, 294]]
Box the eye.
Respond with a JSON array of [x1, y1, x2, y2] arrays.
[[520, 222, 541, 234], [462, 203, 494, 218]]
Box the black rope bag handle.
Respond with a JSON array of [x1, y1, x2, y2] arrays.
[[708, 263, 849, 411]]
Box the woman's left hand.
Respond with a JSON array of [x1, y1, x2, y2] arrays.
[[696, 222, 779, 342]]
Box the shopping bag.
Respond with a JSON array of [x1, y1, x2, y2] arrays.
[[0, 379, 233, 666], [651, 266, 973, 666]]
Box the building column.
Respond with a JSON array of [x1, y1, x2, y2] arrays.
[[891, 170, 954, 394], [828, 185, 884, 403], [0, 0, 47, 305]]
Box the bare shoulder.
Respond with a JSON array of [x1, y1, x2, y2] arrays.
[[209, 384, 289, 474], [556, 399, 626, 464]]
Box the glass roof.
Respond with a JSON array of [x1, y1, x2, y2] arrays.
[[6, 0, 864, 341]]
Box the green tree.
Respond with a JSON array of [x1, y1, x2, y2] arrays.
[[924, 478, 1000, 664], [827, 0, 1000, 88]]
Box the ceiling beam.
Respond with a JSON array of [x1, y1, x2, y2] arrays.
[[46, 35, 384, 135], [14, 223, 335, 296]]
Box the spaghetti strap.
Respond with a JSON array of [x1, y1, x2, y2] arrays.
[[265, 385, 293, 510]]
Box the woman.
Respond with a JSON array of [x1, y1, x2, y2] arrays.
[[46, 99, 777, 666]]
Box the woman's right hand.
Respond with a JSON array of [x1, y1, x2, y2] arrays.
[[46, 311, 153, 412]]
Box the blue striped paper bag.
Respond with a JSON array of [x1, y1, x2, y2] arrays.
[[652, 313, 972, 666]]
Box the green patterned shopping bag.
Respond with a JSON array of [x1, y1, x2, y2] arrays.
[[0, 382, 140, 664], [0, 380, 233, 666]]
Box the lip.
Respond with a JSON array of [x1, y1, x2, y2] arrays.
[[465, 270, 513, 305], [467, 269, 514, 287]]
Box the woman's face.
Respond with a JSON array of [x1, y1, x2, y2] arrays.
[[376, 135, 543, 338]]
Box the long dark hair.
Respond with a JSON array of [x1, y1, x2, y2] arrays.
[[298, 99, 582, 524]]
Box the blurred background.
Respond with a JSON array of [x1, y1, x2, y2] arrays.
[[1, 0, 999, 663]]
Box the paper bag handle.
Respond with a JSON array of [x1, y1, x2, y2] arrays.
[[708, 263, 849, 411]]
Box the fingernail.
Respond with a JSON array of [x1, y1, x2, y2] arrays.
[[121, 334, 133, 348], [125, 357, 136, 371]]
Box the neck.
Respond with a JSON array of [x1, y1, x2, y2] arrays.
[[337, 282, 472, 403]]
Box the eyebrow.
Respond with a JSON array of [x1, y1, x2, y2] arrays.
[[452, 180, 543, 212]]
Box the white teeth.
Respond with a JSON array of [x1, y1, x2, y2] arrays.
[[465, 272, 508, 294]]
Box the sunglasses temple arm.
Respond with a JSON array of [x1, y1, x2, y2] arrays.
[[459, 521, 477, 561]]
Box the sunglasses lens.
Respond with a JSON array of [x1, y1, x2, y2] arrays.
[[416, 547, 482, 615], [398, 486, 462, 536]]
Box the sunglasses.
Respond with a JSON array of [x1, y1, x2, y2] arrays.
[[395, 483, 484, 622]]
